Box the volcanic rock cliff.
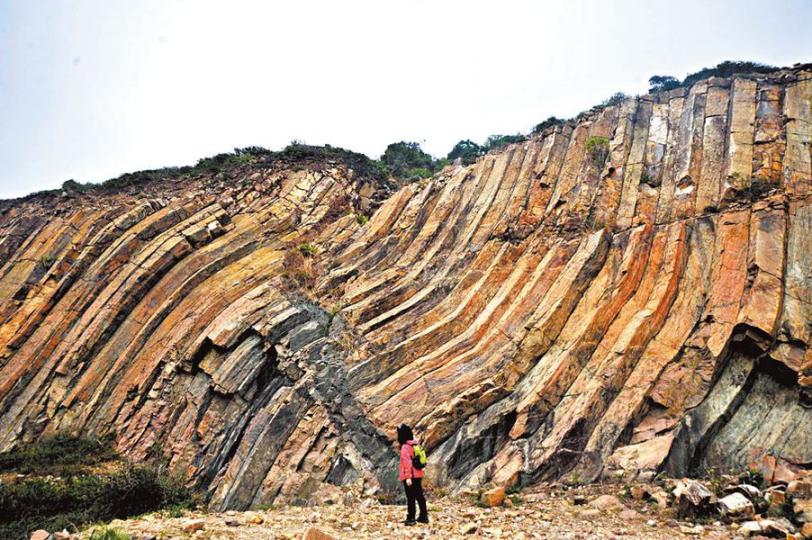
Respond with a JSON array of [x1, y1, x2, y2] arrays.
[[1, 66, 811, 510]]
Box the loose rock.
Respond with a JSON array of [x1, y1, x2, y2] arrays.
[[673, 480, 715, 517], [302, 528, 336, 540], [182, 519, 205, 532], [794, 498, 812, 522], [589, 494, 625, 511], [481, 487, 506, 507], [789, 481, 812, 498], [718, 492, 755, 519], [245, 512, 264, 524], [631, 485, 650, 500]]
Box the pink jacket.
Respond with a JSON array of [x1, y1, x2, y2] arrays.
[[399, 440, 424, 481]]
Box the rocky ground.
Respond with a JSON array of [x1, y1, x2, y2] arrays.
[[62, 481, 805, 540]]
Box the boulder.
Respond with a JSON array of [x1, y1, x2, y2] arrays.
[[480, 486, 506, 507], [460, 523, 478, 535], [718, 492, 755, 519], [30, 531, 50, 540], [739, 521, 762, 536], [737, 518, 796, 538], [752, 454, 799, 486], [730, 484, 761, 500], [763, 518, 796, 537], [802, 522, 812, 538], [673, 480, 715, 517]]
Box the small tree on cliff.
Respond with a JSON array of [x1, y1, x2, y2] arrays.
[[483, 133, 526, 152], [446, 139, 484, 165], [648, 75, 681, 93], [380, 142, 437, 179], [532, 116, 564, 135]]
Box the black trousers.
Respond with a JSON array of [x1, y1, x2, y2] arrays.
[[403, 478, 427, 521]]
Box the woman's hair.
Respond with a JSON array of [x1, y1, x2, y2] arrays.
[[397, 424, 414, 445]]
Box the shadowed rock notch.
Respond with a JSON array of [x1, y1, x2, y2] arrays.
[[1, 65, 811, 509]]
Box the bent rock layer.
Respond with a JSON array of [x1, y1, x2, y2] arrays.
[[1, 66, 811, 508]]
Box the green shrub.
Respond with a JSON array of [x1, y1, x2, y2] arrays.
[[648, 75, 681, 93], [586, 136, 610, 169], [0, 435, 118, 476], [532, 116, 564, 134], [682, 60, 777, 88], [621, 484, 632, 500], [738, 468, 765, 489], [598, 92, 628, 109], [446, 139, 484, 165], [0, 465, 193, 539], [574, 92, 630, 122], [78, 143, 394, 195], [749, 178, 770, 199], [405, 167, 433, 181], [647, 60, 779, 95], [282, 250, 316, 289], [483, 133, 526, 152], [61, 179, 93, 193], [380, 142, 437, 179], [355, 214, 369, 225], [159, 505, 187, 518], [704, 467, 725, 496], [87, 525, 132, 540], [40, 254, 56, 269], [299, 243, 318, 257]]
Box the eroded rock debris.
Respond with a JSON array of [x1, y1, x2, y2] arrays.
[[62, 472, 812, 539], [1, 66, 812, 512]]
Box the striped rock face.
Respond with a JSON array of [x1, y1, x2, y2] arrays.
[[1, 67, 811, 509]]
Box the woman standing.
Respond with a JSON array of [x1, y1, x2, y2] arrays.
[[397, 424, 428, 525]]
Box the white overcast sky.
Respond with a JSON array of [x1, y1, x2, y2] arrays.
[[1, 0, 811, 199]]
